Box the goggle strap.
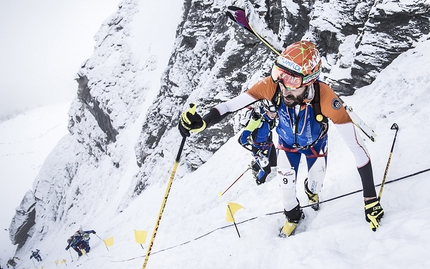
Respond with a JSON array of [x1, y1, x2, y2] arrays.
[[274, 62, 303, 78], [274, 62, 320, 87]]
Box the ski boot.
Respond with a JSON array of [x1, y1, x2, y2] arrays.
[[250, 160, 259, 177], [304, 178, 320, 211], [255, 169, 267, 185], [279, 204, 304, 237]]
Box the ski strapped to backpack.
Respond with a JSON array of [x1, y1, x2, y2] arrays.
[[226, 6, 376, 142]]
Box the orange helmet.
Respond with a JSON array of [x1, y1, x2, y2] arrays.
[[271, 40, 322, 88]]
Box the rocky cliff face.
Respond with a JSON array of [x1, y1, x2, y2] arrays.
[[132, 0, 430, 197], [9, 0, 430, 249], [69, 1, 142, 161]]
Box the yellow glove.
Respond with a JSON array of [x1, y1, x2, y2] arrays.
[[178, 103, 206, 137], [364, 198, 384, 231]]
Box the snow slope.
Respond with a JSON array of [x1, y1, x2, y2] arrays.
[[0, 103, 70, 262], [1, 0, 430, 268], [1, 39, 430, 269]]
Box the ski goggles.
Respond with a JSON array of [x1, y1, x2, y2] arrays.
[[272, 63, 320, 89]]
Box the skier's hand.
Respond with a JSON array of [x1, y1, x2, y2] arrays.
[[239, 130, 252, 145], [256, 149, 268, 156], [179, 103, 206, 137], [364, 197, 384, 231]]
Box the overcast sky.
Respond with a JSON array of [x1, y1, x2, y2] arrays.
[[0, 0, 120, 120]]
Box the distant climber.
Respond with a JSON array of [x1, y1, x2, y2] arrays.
[[65, 228, 96, 256], [30, 249, 42, 262], [6, 257, 20, 268]]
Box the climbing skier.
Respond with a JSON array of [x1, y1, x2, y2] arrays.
[[179, 40, 384, 236], [238, 99, 277, 185], [30, 249, 42, 262]]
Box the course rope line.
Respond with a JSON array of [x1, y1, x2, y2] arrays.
[[111, 167, 430, 263]]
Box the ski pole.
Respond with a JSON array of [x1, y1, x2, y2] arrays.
[[94, 234, 109, 251], [68, 248, 74, 262], [142, 136, 186, 269], [378, 123, 399, 199], [94, 233, 102, 240], [218, 167, 251, 196]]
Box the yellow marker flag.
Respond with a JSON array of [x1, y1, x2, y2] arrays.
[[61, 259, 67, 264], [226, 202, 244, 222], [104, 236, 115, 247], [134, 230, 148, 244], [55, 260, 59, 265]]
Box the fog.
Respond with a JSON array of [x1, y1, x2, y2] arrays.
[[0, 0, 120, 121]]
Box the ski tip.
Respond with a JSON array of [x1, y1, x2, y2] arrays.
[[278, 231, 287, 238], [278, 225, 290, 238]]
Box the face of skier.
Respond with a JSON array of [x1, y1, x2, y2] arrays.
[[279, 83, 307, 107]]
